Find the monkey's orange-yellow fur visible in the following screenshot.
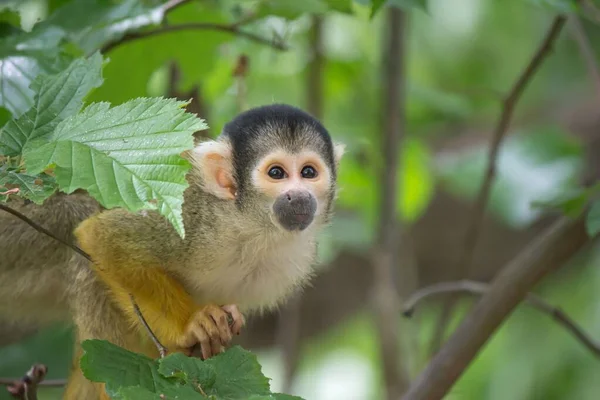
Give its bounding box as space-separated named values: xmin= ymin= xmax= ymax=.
xmin=76 ymin=221 xmax=197 ymax=347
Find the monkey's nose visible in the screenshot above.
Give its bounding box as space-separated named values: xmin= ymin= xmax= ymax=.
xmin=285 ymin=190 xmax=312 ymax=204
xmin=274 ymin=190 xmax=317 ymax=231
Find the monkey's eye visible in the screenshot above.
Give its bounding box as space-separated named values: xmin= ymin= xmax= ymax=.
xmin=301 ymin=166 xmax=318 ymax=179
xmin=268 ymin=166 xmax=286 ymax=180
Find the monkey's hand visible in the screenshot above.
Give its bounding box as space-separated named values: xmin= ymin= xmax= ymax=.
xmin=176 ymin=304 xmax=245 ymax=359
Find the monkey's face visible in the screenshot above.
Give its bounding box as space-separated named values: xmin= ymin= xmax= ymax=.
xmin=193 ymin=104 xmax=345 ymax=233
xmin=250 ymin=149 xmax=334 ymax=232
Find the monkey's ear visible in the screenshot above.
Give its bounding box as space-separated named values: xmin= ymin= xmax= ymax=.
xmin=192 ymin=140 xmax=236 ymax=200
xmin=333 ymin=142 xmax=346 ymax=169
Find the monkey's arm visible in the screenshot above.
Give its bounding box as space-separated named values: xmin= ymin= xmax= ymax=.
xmin=74 ymin=210 xmax=239 ymax=358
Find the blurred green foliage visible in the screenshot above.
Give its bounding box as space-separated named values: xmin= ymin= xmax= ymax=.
xmin=1 ymin=0 xmax=600 ymax=399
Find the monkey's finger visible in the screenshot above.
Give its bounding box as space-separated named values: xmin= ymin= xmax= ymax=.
xmin=182 ymin=319 xmax=212 ymax=359
xmin=222 ymin=304 xmax=245 ymax=335
xmin=210 ymin=309 xmax=233 ymax=346
xmin=193 ymin=328 xmax=212 ymax=360
xmin=177 ymin=328 xmax=198 ymax=349
xmin=200 ymin=317 xmax=223 ymax=356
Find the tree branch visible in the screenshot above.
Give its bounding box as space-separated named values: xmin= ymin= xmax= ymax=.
xmin=403 ymin=280 xmax=600 ymax=358
xmin=0 ymin=203 xmax=167 ymax=360
xmin=276 ymin=14 xmax=326 ymax=393
xmin=101 ymin=22 xmax=288 ymax=54
xmin=430 ymin=12 xmax=571 ymax=354
xmin=569 ymin=15 xmax=600 ymax=99
xmin=402 ymin=214 xmax=590 ymax=400
xmin=371 ymin=7 xmax=411 ymax=399
xmin=3 ymin=364 xmax=49 ymax=400
xmin=130 ymin=294 xmax=168 ymax=358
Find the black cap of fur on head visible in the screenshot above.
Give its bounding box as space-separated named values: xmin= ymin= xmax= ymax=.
xmin=220 ymin=104 xmax=337 ymax=201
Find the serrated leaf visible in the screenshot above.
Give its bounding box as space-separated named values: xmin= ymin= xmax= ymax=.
xmin=23 ymin=97 xmax=206 ymax=237
xmin=204 ymin=346 xmax=271 ymax=399
xmin=82 ymin=340 xmax=305 ymax=400
xmin=158 ymin=352 xmax=217 ymax=390
xmin=114 ymin=386 xmax=166 ymax=400
xmin=0 ymin=169 xmax=56 ymax=204
xmin=586 ymin=201 xmax=600 ymax=237
xmin=37 ymin=0 xmax=164 ymax=53
xmin=0 ymin=25 xmax=72 ymax=117
xmin=81 ymin=340 xmax=201 ymax=399
xmin=0 ymin=52 xmax=104 ymax=156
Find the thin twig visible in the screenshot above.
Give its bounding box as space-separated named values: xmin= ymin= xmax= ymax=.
xmin=430 ymin=12 xmax=571 ymax=354
xmin=4 ymin=364 xmax=48 ymax=400
xmin=371 ymin=7 xmax=411 ymax=399
xmin=582 ymin=0 xmax=600 ymax=23
xmin=101 ymin=22 xmax=288 ymax=54
xmin=403 ymin=280 xmax=600 ymax=358
xmin=276 ymin=16 xmax=326 ymax=393
xmin=402 ymin=214 xmax=590 ymax=400
xmin=129 ymin=294 xmax=168 ymax=358
xmin=0 ymin=203 xmax=167 ymax=360
xmin=232 ymin=54 xmax=249 ymax=113
xmin=0 ymin=379 xmax=65 ymax=387
xmin=569 ymin=15 xmax=600 ymax=99
xmin=0 ymin=203 xmax=92 ymax=261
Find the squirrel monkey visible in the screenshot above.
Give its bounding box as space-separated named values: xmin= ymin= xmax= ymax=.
xmin=0 ymin=104 xmax=344 ymax=399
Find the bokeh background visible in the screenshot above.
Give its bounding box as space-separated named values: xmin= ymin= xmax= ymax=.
xmin=2 ymin=0 xmax=600 ymax=399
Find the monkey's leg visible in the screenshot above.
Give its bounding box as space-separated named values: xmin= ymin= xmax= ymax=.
xmin=64 ymin=267 xmax=158 ymax=400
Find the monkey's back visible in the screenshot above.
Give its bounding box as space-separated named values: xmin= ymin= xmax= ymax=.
xmin=0 ymin=192 xmax=101 ymax=337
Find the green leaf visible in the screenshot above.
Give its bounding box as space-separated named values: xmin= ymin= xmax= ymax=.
xmin=0 ymin=53 xmax=104 ymax=156
xmin=0 ymin=169 xmax=57 ymax=204
xmin=37 ymin=0 xmax=164 ymax=54
xmin=81 ymin=340 xmax=202 ymax=399
xmin=586 ymin=200 xmax=600 ymax=237
xmin=23 ymin=97 xmax=206 ymax=237
xmin=114 ymin=387 xmax=166 ymax=400
xmin=0 ymin=8 xmax=21 ymax=31
xmin=158 ymin=352 xmax=217 ymax=390
xmin=531 ymin=188 xmax=591 ymax=217
xmin=0 ymin=25 xmax=72 ymax=117
xmin=80 ymin=340 xmax=159 ymax=391
xmin=323 ymin=0 xmax=354 ymax=14
xmin=0 ymin=107 xmax=11 ymax=127
xmin=82 ymin=341 xmax=304 ymax=399
xmin=370 ymin=0 xmax=386 ymax=17
xmin=203 ymin=346 xmax=271 ymax=399
xmin=397 ymin=138 xmax=434 ymax=222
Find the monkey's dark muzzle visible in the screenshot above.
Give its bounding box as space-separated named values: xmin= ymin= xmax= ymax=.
xmin=273 ymin=190 xmax=317 ymax=231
